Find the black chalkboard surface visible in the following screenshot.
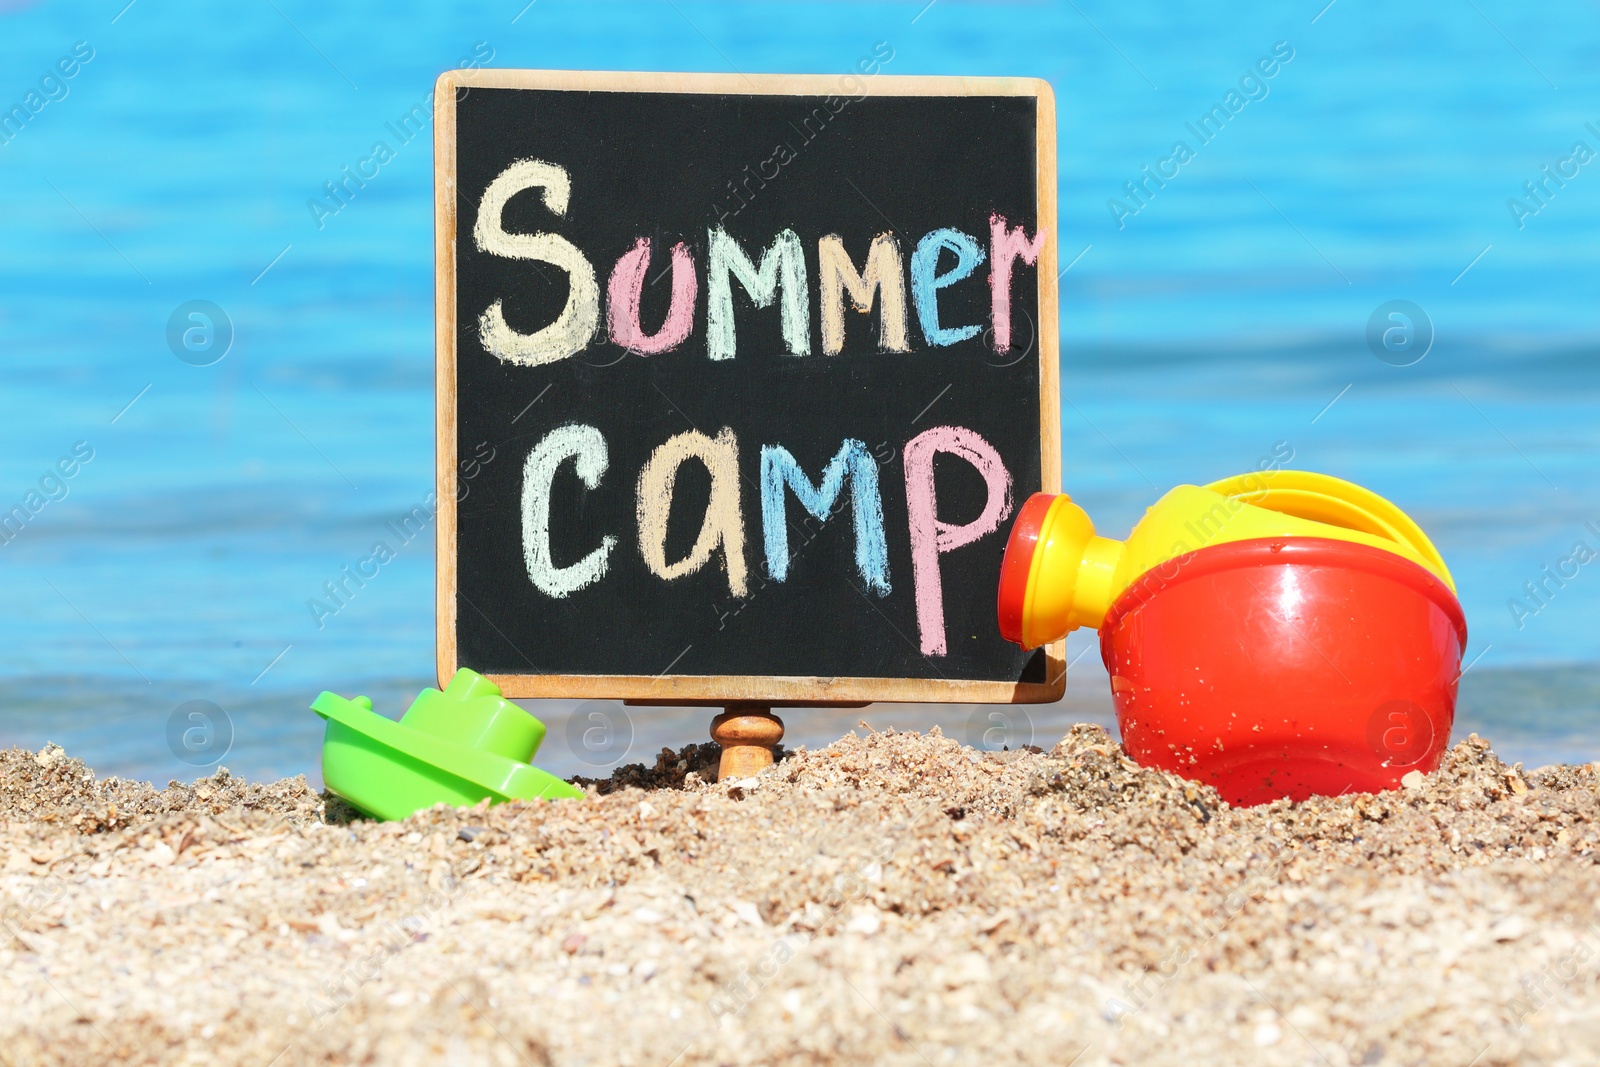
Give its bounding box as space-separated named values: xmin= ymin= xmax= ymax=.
xmin=435 ymin=70 xmax=1061 ymax=704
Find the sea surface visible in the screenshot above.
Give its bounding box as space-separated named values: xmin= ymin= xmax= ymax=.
xmin=0 ymin=0 xmax=1595 ymax=786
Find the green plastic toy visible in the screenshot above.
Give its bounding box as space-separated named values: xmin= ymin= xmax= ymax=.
xmin=312 ymin=668 xmax=583 ymax=820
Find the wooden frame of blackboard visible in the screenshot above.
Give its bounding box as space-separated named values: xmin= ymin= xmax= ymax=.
xmin=434 ymin=68 xmax=1063 ymax=705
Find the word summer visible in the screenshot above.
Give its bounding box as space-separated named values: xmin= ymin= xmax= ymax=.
xmin=521 ymin=423 xmax=1016 ymax=657
xmin=471 ymin=160 xmax=1048 ymax=367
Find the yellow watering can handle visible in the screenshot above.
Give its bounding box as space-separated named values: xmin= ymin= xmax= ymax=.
xmin=1204 ymin=470 xmax=1454 ymax=591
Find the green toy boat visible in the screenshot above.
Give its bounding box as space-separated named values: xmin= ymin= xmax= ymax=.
xmin=312 ymin=668 xmax=582 ymax=821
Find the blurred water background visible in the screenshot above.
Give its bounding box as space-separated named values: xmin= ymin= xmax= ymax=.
xmin=0 ymin=0 xmax=1595 ymax=786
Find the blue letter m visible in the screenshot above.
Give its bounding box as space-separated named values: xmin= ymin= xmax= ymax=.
xmin=760 ymin=440 xmax=890 ymax=595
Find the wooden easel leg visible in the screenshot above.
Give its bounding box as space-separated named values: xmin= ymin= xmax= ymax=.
xmin=710 ymin=703 xmax=784 ymax=782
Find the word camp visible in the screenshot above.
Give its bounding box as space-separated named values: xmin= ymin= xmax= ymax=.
xmin=476 ymin=159 xmax=1048 ymax=657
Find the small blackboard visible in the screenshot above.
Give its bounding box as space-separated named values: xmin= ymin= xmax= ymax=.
xmin=434 ymin=70 xmax=1061 ymax=704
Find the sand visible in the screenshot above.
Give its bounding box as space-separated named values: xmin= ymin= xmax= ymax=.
xmin=1 ymin=727 xmax=1597 ymax=1066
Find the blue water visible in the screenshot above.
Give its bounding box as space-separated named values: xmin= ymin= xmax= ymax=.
xmin=0 ymin=0 xmax=1595 ymax=786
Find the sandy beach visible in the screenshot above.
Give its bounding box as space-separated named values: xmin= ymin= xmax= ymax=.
xmin=2 ymin=725 xmax=1597 ymax=1066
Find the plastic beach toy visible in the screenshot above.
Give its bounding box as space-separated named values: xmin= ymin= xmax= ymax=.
xmin=312 ymin=668 xmax=582 ymax=820
xmin=997 ymin=470 xmax=1467 ymax=806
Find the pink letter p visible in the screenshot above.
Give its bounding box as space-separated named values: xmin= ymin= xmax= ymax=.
xmin=903 ymin=426 xmax=1013 ymax=656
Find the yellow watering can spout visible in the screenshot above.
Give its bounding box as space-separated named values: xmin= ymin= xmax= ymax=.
xmin=997 ymin=469 xmax=1454 ymax=650
xmin=997 ymin=493 xmax=1128 ymax=647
